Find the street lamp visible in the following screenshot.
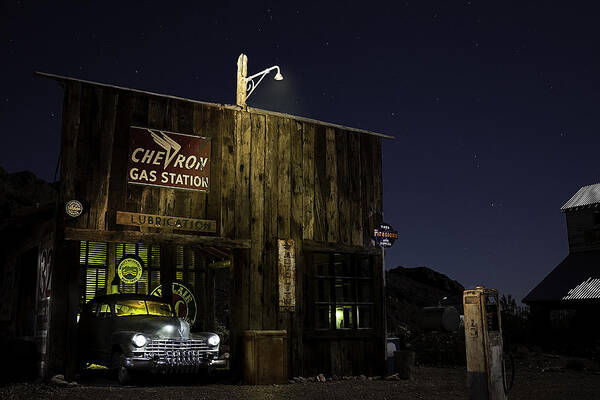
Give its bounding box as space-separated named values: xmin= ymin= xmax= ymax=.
xmin=236 ymin=53 xmax=284 ymax=108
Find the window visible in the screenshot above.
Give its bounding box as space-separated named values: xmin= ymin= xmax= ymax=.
xmin=115 ymin=299 xmax=148 ymax=316
xmin=313 ymin=253 xmax=374 ymax=330
xmin=80 ymin=241 xmax=108 ymax=303
xmin=584 ymin=229 xmax=600 ymax=245
xmin=176 ymin=245 xmax=196 ymax=290
xmin=116 ymin=243 xmax=161 ymax=294
xmin=98 ymin=303 xmax=112 ymax=318
xmin=114 ymin=299 xmax=173 ymax=317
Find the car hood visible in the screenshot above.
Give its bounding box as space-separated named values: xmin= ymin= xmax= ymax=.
xmin=119 ymin=315 xmax=191 ymax=339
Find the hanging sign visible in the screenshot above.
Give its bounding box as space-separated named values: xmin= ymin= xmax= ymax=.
xmin=151 ymin=282 xmax=198 ymax=326
xmin=374 ymin=222 xmax=398 ymax=248
xmin=116 ymin=211 xmax=216 ymax=233
xmin=127 ymin=126 xmax=211 ymax=192
xmin=117 ymin=255 xmax=144 ymax=284
xmin=278 ymin=239 xmax=296 ymax=312
xmin=65 ymin=200 xmax=83 ymax=217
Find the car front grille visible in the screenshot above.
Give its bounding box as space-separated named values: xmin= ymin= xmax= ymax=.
xmin=144 ymin=338 xmax=211 ymax=355
xmin=140 ymin=338 xmax=217 ymax=370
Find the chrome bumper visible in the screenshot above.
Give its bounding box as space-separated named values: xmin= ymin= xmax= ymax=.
xmin=125 ymin=352 xmax=223 ymax=373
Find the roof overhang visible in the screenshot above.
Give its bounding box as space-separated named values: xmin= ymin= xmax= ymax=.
xmin=35 ymin=71 xmax=395 ymax=140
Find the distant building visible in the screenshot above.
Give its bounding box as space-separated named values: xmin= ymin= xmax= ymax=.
xmin=523 ymin=183 xmax=600 ymax=352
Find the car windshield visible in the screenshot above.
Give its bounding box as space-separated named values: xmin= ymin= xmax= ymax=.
xmin=114 ymin=299 xmax=173 ymax=317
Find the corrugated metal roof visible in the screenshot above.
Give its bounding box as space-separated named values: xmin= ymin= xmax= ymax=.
xmin=561 ymin=183 xmax=600 ymax=211
xmin=562 ymin=278 xmax=600 ymax=300
xmin=523 ymin=250 xmax=600 ymax=303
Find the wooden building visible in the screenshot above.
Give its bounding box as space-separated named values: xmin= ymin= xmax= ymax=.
xmin=1 ymin=72 xmax=393 ymax=381
xmin=523 ymin=183 xmax=600 ymax=352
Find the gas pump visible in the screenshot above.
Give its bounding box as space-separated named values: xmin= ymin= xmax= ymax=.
xmin=463 ymin=287 xmax=508 ymax=400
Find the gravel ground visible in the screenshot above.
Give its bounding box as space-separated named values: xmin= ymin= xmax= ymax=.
xmin=1 ymin=367 xmax=599 ymax=400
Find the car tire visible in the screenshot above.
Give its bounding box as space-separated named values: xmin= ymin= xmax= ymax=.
xmin=111 ymin=351 xmax=132 ymax=385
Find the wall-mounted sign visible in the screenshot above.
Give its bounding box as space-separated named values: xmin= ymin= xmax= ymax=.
xmin=374 ymin=222 xmax=398 ymax=248
xmin=117 ymin=255 xmax=144 ymax=284
xmin=151 ymin=282 xmax=198 ymax=326
xmin=128 ymin=126 xmax=211 ymax=192
xmin=38 ymin=241 xmax=53 ymax=299
xmin=65 ymin=200 xmax=83 ymax=217
xmin=278 ymin=239 xmax=296 ymax=312
xmin=116 ymin=211 xmax=216 ymax=233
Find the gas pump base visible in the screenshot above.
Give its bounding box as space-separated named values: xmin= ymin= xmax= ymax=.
xmin=463 ymin=287 xmax=507 ymax=400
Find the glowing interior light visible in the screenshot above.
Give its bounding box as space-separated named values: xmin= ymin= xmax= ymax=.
xmin=336 ymin=308 xmax=344 ymax=328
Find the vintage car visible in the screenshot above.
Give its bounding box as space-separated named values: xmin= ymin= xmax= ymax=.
xmin=77 ymin=293 xmax=224 ymax=384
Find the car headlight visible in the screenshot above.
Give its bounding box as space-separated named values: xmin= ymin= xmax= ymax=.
xmin=207 ymin=335 xmax=220 ymax=346
xmin=132 ymin=333 xmax=147 ymax=347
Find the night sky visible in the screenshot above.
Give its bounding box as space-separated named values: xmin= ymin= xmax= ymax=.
xmin=2 ymin=1 xmax=600 ymax=303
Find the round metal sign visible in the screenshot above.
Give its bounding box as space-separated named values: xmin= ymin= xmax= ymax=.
xmin=117 ymin=255 xmax=144 ymax=284
xmin=150 ymin=281 xmax=198 ymax=326
xmin=374 ymin=222 xmax=399 ymax=248
xmin=65 ymin=200 xmax=83 ymax=217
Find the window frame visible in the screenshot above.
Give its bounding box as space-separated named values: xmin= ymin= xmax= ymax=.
xmin=80 ymin=241 xmax=109 ymax=304
xmin=311 ymin=252 xmax=375 ymax=332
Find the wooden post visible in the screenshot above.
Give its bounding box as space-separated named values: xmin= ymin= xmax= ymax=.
xmin=206 ymin=267 xmax=216 ymax=332
xmin=394 ymin=350 xmax=415 ymax=380
xmin=160 ymin=244 xmax=176 ymax=305
xmin=236 ymin=54 xmax=248 ymax=108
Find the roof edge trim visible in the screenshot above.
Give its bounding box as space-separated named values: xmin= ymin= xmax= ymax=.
xmin=35 ymin=71 xmax=395 ymax=140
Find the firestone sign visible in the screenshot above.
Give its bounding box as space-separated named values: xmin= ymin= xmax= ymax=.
xmin=128 ymin=127 xmax=211 ymax=192
xmin=374 ymin=222 xmax=398 ymax=248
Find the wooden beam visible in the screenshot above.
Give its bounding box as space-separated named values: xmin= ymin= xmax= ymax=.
xmin=64 ymin=228 xmax=251 ymax=248
xmin=302 ymin=240 xmax=382 ymax=255
xmin=208 ymin=260 xmax=231 ymax=269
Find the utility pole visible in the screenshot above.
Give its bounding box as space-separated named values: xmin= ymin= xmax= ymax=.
xmin=236 ymin=53 xmax=248 ymax=108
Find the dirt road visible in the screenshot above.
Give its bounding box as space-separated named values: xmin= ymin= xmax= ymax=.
xmin=1 ymin=367 xmax=598 ymax=400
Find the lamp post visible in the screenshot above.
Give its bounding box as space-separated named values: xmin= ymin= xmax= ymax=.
xmin=236 ymin=53 xmax=283 ymax=108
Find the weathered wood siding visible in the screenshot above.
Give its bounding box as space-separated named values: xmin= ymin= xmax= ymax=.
xmin=56 ymin=80 xmax=385 ymax=378
xmin=565 ymin=209 xmax=600 ymax=252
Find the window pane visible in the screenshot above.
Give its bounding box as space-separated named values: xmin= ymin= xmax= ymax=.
xmin=150 ymin=270 xmax=161 ymax=292
xmin=186 ymin=271 xmax=195 ymax=290
xmin=315 ymin=253 xmax=330 ymax=276
xmin=357 ymin=256 xmax=372 ymax=277
xmin=146 ymin=300 xmax=173 ymax=317
xmin=357 ymin=305 xmax=372 ymax=328
xmin=315 ymin=305 xmax=331 ymax=330
xmin=176 ymin=245 xmax=184 ymax=268
xmin=138 ymin=244 xmax=149 ymax=265
xmin=335 ymin=278 xmax=355 ymax=302
xmin=124 ymin=243 xmax=136 ymax=255
xmin=151 ymin=246 xmax=161 ymax=267
xmin=335 ymin=305 xmax=353 ymax=329
xmin=315 ymin=278 xmax=331 ymax=302
xmin=80 ymin=241 xmax=88 ymax=264
xmin=115 ymin=300 xmax=147 ymax=316
xmin=137 ymin=270 xmax=148 ymax=295
xmin=98 ymin=303 xmax=111 ymax=317
xmin=121 ymin=281 xmax=135 ymax=294
xmin=357 ymin=281 xmax=373 ymax=302
xmin=334 ymin=254 xmax=353 ymax=277
xmin=88 ymin=242 xmax=108 ymax=265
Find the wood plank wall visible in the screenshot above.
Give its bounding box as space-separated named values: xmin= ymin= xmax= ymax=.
xmin=56 ymin=81 xmax=385 ymax=378
xmin=565 ymin=209 xmax=600 ymax=252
